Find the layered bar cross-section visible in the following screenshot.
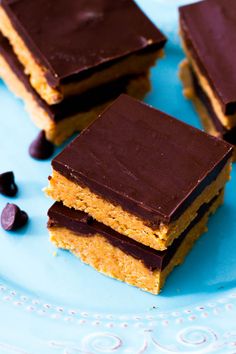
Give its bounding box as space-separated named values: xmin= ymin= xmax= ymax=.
xmin=179 ymin=0 xmax=236 ymax=159
xmin=0 ymin=0 xmax=166 ymax=105
xmin=0 ymin=34 xmax=150 ymax=144
xmin=46 ymin=94 xmax=233 ymax=251
xmin=47 ymin=191 xmax=224 ymax=294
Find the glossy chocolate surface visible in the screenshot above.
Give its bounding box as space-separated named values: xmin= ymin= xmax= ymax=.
xmin=52 ymin=95 xmax=232 ymax=226
xmin=180 ymin=0 xmax=236 ymax=115
xmin=0 ymin=34 xmax=138 ymax=122
xmin=2 ymin=0 xmax=166 ymax=87
xmin=48 ymin=195 xmax=218 ymax=271
xmin=191 ymin=68 xmax=236 ymax=145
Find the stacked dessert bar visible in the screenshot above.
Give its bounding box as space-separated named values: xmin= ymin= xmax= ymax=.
xmin=45 ymin=95 xmax=233 ymax=294
xmin=0 ymin=0 xmax=166 ymax=144
xmin=179 ymin=0 xmax=236 ymax=160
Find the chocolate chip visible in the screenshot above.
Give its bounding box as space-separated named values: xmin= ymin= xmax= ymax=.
xmin=29 ymin=130 xmax=54 ymax=160
xmin=0 ymin=171 xmax=18 ymax=197
xmin=1 ymin=203 xmax=28 ymax=231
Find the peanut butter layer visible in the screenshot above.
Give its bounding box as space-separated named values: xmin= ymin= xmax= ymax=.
xmin=180 ymin=35 xmax=236 ymax=130
xmin=0 ymin=33 xmax=150 ymax=144
xmin=180 ymin=60 xmax=236 ymax=161
xmin=48 ymin=76 xmax=150 ymax=145
xmin=45 ymin=162 xmax=230 ymax=251
xmin=0 ymin=0 xmax=166 ymax=104
xmin=48 ymin=191 xmax=223 ymax=294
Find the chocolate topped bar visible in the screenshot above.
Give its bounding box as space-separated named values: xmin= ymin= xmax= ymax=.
xmin=0 ymin=33 xmax=138 ymax=123
xmin=179 ymin=0 xmax=236 ymax=115
xmin=191 ymin=67 xmax=236 ymax=145
xmin=52 ymin=94 xmax=233 ymax=225
xmin=2 ymin=0 xmax=166 ymax=87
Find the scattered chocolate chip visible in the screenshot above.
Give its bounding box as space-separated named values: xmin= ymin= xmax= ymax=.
xmin=1 ymin=203 xmax=28 ymax=231
xmin=0 ymin=171 xmax=18 ymax=197
xmin=29 ymin=130 xmax=54 ymax=160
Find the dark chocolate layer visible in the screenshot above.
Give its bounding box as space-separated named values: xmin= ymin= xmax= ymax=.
xmin=0 ymin=33 xmax=141 ymax=123
xmin=191 ymin=68 xmax=236 ymax=146
xmin=48 ymin=194 xmax=218 ymax=271
xmin=179 ymin=0 xmax=236 ymax=115
xmin=52 ymin=94 xmax=232 ymax=226
xmin=2 ymin=0 xmax=166 ymax=87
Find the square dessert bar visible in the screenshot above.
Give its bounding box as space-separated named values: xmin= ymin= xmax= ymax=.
xmin=47 ymin=191 xmax=223 ymax=294
xmin=46 ymin=94 xmax=233 ymax=252
xmin=0 ymin=34 xmax=149 ymax=145
xmin=179 ymin=0 xmax=236 ymax=160
xmin=0 ymin=0 xmax=166 ymax=105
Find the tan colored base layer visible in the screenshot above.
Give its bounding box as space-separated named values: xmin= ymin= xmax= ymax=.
xmin=0 ymin=5 xmax=163 ymax=104
xmin=0 ymin=53 xmax=54 ymax=134
xmin=180 ymin=59 xmax=236 ymax=162
xmin=0 ymin=50 xmax=150 ymax=145
xmin=45 ymin=161 xmax=230 ymax=251
xmin=0 ymin=6 xmax=60 ymax=104
xmin=49 ymin=191 xmax=223 ymax=294
xmin=60 ymin=50 xmax=162 ymax=102
xmin=48 ymin=74 xmax=151 ymax=145
xmin=180 ymin=33 xmax=236 ymax=130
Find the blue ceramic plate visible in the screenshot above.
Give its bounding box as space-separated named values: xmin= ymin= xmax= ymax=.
xmin=0 ymin=1 xmax=235 ymax=353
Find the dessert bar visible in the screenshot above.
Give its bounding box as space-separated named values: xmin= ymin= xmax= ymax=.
xmin=0 ymin=34 xmax=149 ymax=144
xmin=179 ymin=0 xmax=236 ymax=159
xmin=0 ymin=0 xmax=166 ymax=104
xmin=180 ymin=61 xmax=236 ymax=160
xmin=46 ymin=95 xmax=233 ymax=251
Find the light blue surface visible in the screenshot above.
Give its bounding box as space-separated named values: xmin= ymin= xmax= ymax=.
xmin=0 ymin=1 xmax=235 ymax=353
